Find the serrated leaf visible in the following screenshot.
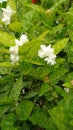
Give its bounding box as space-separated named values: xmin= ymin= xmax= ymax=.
xmin=16 ymin=100 xmax=34 ymax=121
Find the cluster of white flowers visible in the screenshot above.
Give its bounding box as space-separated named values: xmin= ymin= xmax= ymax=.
xmin=0 ymin=0 xmax=7 ymax=3
xmin=9 ymin=34 xmax=29 ymax=64
xmin=1 ymin=6 xmax=15 ymax=25
xmin=38 ymin=44 xmax=56 ymax=65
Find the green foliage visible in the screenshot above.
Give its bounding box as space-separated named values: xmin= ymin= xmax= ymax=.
xmin=0 ymin=0 xmax=73 ymax=130
xmin=0 ymin=31 xmax=15 ymax=47
xmin=16 ymin=100 xmax=34 ymax=121
xmin=1 ymin=113 xmax=17 ymax=130
xmin=39 ymin=82 xmax=52 ymax=96
xmin=49 ymin=93 xmax=73 ymax=130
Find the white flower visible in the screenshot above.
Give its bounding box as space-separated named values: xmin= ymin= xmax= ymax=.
xmin=9 ymin=34 xmax=29 ymax=63
xmin=44 ymin=53 xmax=56 ymax=65
xmin=10 ymin=54 xmax=19 ymax=63
xmin=1 ymin=6 xmax=15 ymax=25
xmin=20 ymin=34 xmax=28 ymax=43
xmin=38 ymin=44 xmax=54 ymax=58
xmin=38 ymin=44 xmax=56 ymax=65
xmin=9 ymin=45 xmax=19 ymax=63
xmin=0 ymin=0 xmax=7 ymax=3
xmin=64 ymin=88 xmax=70 ymax=93
xmin=15 ymin=34 xmax=29 ymax=46
xmin=9 ymin=45 xmax=18 ymax=55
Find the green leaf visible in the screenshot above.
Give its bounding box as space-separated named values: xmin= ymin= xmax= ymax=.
xmin=19 ymin=39 xmax=44 ymax=65
xmin=0 ymin=66 xmax=11 ymax=74
xmin=49 ymin=63 xmax=68 ymax=85
xmin=62 ymin=82 xmax=73 ymax=88
xmin=19 ymin=30 xmax=50 ymax=65
xmin=0 ymin=31 xmax=15 ymax=47
xmin=20 ymin=2 xmax=45 ymax=14
xmin=9 ymin=22 xmax=21 ymax=32
xmin=50 ymin=0 xmax=69 ymax=13
xmin=48 ymin=93 xmax=73 ymax=130
xmin=38 ymin=30 xmax=49 ymax=40
xmin=29 ymin=65 xmax=51 ymax=79
xmin=0 ymin=62 xmax=12 ymax=67
xmin=64 ymin=72 xmax=73 ymax=82
xmin=46 ymin=118 xmax=58 ymax=130
xmin=53 ymin=38 xmax=69 ymax=54
xmin=16 ymin=100 xmax=34 ymax=121
xmin=39 ymin=82 xmax=52 ymax=96
xmin=24 ymin=90 xmax=39 ymax=99
xmin=9 ymin=77 xmax=22 ymax=101
xmin=7 ymin=0 xmax=16 ymax=10
xmin=0 ymin=105 xmax=11 ymax=118
xmin=0 ymin=96 xmax=11 ymax=105
xmin=69 ymin=120 xmax=73 ymax=126
xmin=1 ymin=113 xmax=17 ymax=130
xmin=29 ymin=106 xmax=48 ymax=128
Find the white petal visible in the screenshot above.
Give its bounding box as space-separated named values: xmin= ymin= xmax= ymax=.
xmin=38 ymin=44 xmax=56 ymax=65
xmin=20 ymin=34 xmax=28 ymax=44
xmin=9 ymin=46 xmax=18 ymax=54
xmin=15 ymin=39 xmax=22 ymax=46
xmin=0 ymin=0 xmax=7 ymax=3
xmin=64 ymin=88 xmax=70 ymax=93
xmin=10 ymin=54 xmax=19 ymax=63
xmin=40 ymin=44 xmax=47 ymax=51
xmin=1 ymin=6 xmax=15 ymax=25
xmin=38 ymin=50 xmax=46 ymax=58
xmin=2 ymin=16 xmax=10 ymax=25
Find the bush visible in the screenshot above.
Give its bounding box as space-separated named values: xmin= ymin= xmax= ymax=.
xmin=0 ymin=0 xmax=73 ymax=130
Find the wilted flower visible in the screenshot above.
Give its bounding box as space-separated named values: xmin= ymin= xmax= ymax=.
xmin=15 ymin=34 xmax=29 ymax=46
xmin=1 ymin=6 xmax=15 ymax=25
xmin=38 ymin=44 xmax=56 ymax=65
